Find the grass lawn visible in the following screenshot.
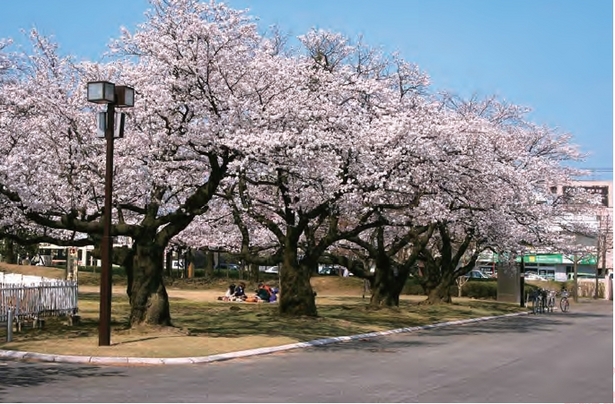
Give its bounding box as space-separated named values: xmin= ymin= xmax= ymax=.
xmin=0 ymin=263 xmax=527 ymax=358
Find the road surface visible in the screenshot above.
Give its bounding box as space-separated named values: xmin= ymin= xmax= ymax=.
xmin=0 ymin=300 xmax=611 ymax=402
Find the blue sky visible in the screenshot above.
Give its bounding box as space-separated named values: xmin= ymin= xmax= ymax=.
xmin=0 ymin=0 xmax=612 ymax=179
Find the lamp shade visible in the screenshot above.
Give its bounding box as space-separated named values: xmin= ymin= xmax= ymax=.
xmin=114 ymin=86 xmax=135 ymax=108
xmin=87 ymin=81 xmax=115 ymax=104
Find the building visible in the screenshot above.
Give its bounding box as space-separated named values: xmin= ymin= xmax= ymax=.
xmin=37 ymin=236 xmax=133 ymax=267
xmin=477 ymin=180 xmax=613 ymax=281
xmin=551 ymin=179 xmax=613 ymax=275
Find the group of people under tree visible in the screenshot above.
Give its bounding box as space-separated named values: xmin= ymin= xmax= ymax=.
xmin=218 ymin=282 xmax=278 ymax=303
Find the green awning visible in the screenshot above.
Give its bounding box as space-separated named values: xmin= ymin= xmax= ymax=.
xmin=518 ymin=254 xmax=564 ymax=264
xmin=515 ymin=253 xmax=597 ymax=265
xmin=479 ymin=252 xmax=597 ymax=265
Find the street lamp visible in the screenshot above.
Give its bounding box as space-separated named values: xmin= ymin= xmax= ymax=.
xmin=87 ymin=80 xmax=134 ymax=346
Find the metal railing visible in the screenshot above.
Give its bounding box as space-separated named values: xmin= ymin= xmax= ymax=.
xmin=0 ymin=274 xmax=78 ymax=341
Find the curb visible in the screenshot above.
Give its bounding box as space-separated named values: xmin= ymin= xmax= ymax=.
xmin=0 ymin=311 xmax=530 ymax=366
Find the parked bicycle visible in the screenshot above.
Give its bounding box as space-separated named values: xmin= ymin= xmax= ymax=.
xmin=545 ymin=290 xmax=556 ymax=313
xmin=530 ymin=288 xmax=546 ymax=314
xmin=529 ymin=288 xmax=556 ymax=314
xmin=559 ymin=288 xmax=570 ymax=312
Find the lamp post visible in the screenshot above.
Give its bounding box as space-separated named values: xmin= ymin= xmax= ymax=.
xmin=87 ymin=81 xmax=134 ymax=346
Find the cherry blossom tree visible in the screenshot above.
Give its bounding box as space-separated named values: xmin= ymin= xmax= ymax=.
xmin=179 ymin=30 xmax=436 ymax=316
xmin=411 ymin=94 xmax=590 ymax=304
xmin=0 ymin=0 xmax=593 ymax=325
xmin=0 ymin=0 xmax=308 ymax=325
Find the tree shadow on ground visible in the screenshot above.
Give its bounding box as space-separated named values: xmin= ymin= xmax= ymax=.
xmin=172 ymin=297 xmax=528 ymax=342
xmin=0 ymin=360 xmax=125 ymax=400
xmin=307 ymin=337 xmax=441 ymax=353
xmin=306 ymin=309 xmax=613 ymax=353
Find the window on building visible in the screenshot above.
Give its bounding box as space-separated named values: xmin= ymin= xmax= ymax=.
xmin=562 ymin=185 xmax=609 ymax=207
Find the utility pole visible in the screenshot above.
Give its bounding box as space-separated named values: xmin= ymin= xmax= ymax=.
xmin=573 ymin=254 xmax=579 ymax=303
xmin=594 ymin=215 xmax=602 ymax=299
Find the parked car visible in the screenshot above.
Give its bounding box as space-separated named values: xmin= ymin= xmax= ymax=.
xmin=318 ymin=266 xmax=339 ymax=276
xmin=466 ymin=269 xmax=490 ymax=279
xmin=264 ymin=266 xmax=279 ymax=274
xmin=215 ymin=263 xmax=240 ymax=271
xmin=567 ymin=272 xmax=596 ymax=280
xmin=525 ymin=272 xmax=547 ymax=281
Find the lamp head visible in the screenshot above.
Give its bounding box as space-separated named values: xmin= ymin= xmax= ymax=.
xmin=114 ymin=86 xmax=135 ymax=108
xmin=87 ymin=81 xmax=115 ymax=104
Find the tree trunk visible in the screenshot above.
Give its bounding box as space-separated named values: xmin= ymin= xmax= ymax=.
xmin=594 ymin=233 xmax=605 ymax=299
xmin=204 ymin=250 xmax=215 ymax=278
xmin=112 ymin=245 xmax=135 ymax=301
xmin=4 ymin=239 xmax=16 ymax=264
xmin=279 ymin=263 xmax=317 ymax=317
xmin=278 ymin=239 xmax=317 ymax=317
xmin=129 ymin=241 xmax=171 ymax=326
xmin=249 ymin=262 xmax=260 ymax=283
xmin=423 ymin=279 xmax=453 ymax=304
xmin=369 ymin=266 xmax=405 ymax=307
xmin=165 ymin=249 xmax=173 ymax=277
xmin=594 ymin=268 xmax=600 ymax=299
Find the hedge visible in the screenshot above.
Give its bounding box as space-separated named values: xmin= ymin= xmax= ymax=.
xmin=402 ymin=277 xmax=578 ymax=301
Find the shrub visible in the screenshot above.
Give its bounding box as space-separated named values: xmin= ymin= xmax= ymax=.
xmin=402 ymin=277 xmax=425 ymax=295
xmin=462 ymin=280 xmax=498 ymax=300
xmin=403 ymin=277 xmax=499 ymax=299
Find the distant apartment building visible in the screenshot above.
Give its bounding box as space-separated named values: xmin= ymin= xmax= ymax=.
xmin=477 ymin=180 xmax=613 ymax=281
xmin=551 ymin=179 xmax=613 ymax=273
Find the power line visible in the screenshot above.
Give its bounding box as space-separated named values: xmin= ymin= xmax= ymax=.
xmin=579 ymin=168 xmax=613 ymax=172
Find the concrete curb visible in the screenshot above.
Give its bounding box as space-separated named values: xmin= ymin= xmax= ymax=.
xmin=0 ymin=311 xmax=530 ymax=366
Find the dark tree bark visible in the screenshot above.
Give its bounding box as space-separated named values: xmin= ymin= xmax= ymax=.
xmin=112 ymin=245 xmax=136 ymax=301
xmin=129 ymin=240 xmax=171 ymax=326
xmin=227 ymin=166 xmax=383 ymax=318
xmin=337 ymin=225 xmax=434 ymax=307
xmin=165 ymin=249 xmax=173 ymax=277
xmin=369 ymin=264 xmax=406 ymax=307
xmin=278 ymin=235 xmax=317 ymax=317
xmin=417 ymin=222 xmax=480 ymax=305
xmin=3 ymin=238 xmax=16 ymax=264
xmin=0 ymin=151 xmax=229 ymax=328
xmin=420 ymin=267 xmax=454 ymax=304
xmin=248 ymin=262 xmax=260 ymax=283
xmin=204 ymin=250 xmax=215 ymax=278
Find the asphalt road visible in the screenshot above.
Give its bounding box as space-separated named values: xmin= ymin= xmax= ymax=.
xmin=0 ymin=300 xmax=612 ymax=403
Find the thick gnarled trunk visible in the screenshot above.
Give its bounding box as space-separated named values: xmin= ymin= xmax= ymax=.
xmin=278 ymin=239 xmax=317 ymax=317
xmin=129 ymin=241 xmax=171 ymax=326
xmin=369 ymin=264 xmax=407 ymax=307
xmin=418 ymin=223 xmax=479 ymax=305
xmin=419 ymin=265 xmax=455 ymax=305
xmin=423 ymin=281 xmax=453 ymax=304
xmin=279 ymin=264 xmax=316 ymax=317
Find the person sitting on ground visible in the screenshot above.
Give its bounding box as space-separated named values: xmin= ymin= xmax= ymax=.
xmin=260 ymin=283 xmax=278 ymax=302
xmin=217 ymin=283 xmax=236 ymax=301
xmin=233 ymin=282 xmax=247 ymax=300
xmin=255 ymin=282 xmax=271 ymax=302
xmin=267 ymin=286 xmax=278 ymax=303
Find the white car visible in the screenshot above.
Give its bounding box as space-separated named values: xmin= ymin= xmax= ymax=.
xmin=525 ymin=273 xmax=548 ymax=281
xmin=264 ymin=266 xmax=279 ymax=274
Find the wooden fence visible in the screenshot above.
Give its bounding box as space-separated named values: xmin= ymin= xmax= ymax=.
xmin=0 ymin=275 xmax=78 ymax=324
xmin=576 ymin=278 xmax=606 ymax=298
